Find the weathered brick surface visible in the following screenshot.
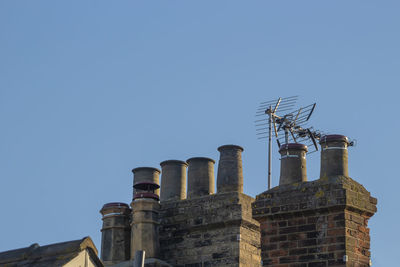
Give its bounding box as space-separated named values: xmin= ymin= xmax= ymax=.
xmin=252 ymin=176 xmax=377 ymax=267
xmin=159 ymin=192 xmax=261 ymax=267
xmin=344 ymin=210 xmax=372 ymax=266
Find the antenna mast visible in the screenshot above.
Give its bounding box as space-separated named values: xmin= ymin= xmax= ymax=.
xmin=256 ymin=96 xmax=298 ymax=189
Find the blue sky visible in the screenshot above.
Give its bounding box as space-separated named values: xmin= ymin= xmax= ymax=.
xmin=0 ymin=1 xmax=399 ymax=265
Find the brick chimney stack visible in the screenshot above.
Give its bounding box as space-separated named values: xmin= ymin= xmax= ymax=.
xmin=252 ymin=135 xmax=377 ymax=266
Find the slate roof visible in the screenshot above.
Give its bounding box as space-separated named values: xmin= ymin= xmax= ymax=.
xmin=0 ymin=236 xmax=103 ymax=267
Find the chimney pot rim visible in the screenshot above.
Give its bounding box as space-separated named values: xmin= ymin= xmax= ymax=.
xmin=132 ymin=166 xmax=161 ymax=174
xmin=100 ymin=202 xmax=131 ymax=214
xmin=217 ymin=144 xmax=244 ymax=152
xmin=160 ymin=159 xmax=188 ymax=167
xmin=279 ymin=143 xmax=308 ymax=152
xmin=319 ymin=134 xmax=349 ymax=144
xmin=101 ymin=202 xmax=130 ymax=209
xmin=186 ymin=157 xmax=216 ymax=164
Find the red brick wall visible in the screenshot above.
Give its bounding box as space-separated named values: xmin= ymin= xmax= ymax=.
xmin=345 ymin=210 xmax=373 ymax=266
xmin=252 ymin=176 xmax=377 ymax=267
xmin=259 ymin=211 xmax=348 ymax=266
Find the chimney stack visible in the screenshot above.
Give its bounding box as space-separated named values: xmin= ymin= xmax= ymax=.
xmin=217 ymin=145 xmax=244 ymax=193
xmin=160 ymin=160 xmax=187 ymax=202
xmin=279 ymin=143 xmax=308 ymax=185
xmin=130 ymin=181 xmax=160 ymax=260
xmin=100 ymin=202 xmax=131 ymax=265
xmin=319 ymin=134 xmax=349 ymax=178
xmin=187 ymin=157 xmax=215 ymax=198
xmin=132 ymin=167 xmax=160 ymax=196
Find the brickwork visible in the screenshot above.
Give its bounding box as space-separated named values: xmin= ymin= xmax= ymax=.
xmin=159 ymin=192 xmax=261 ymax=267
xmin=344 ymin=210 xmax=374 ymax=266
xmin=252 ymin=176 xmax=377 ymax=267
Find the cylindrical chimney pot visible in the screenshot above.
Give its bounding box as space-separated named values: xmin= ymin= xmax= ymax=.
xmin=187 ymin=157 xmax=215 ymax=198
xmin=132 ymin=167 xmax=160 ymax=197
xmin=160 ymin=160 xmax=187 ymax=202
xmin=217 ymin=145 xmax=244 ymax=193
xmin=279 ymin=143 xmax=308 ymax=185
xmin=100 ymin=202 xmax=131 ymax=265
xmin=319 ymin=134 xmax=349 ymax=178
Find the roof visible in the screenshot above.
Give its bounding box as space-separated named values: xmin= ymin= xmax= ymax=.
xmin=0 ymin=236 xmax=103 ymax=267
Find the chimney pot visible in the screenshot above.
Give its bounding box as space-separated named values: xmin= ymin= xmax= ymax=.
xmin=319 ymin=134 xmax=349 ymax=178
xmin=217 ymin=144 xmax=244 ymax=193
xmin=160 ymin=160 xmax=187 ymax=202
xmin=132 ymin=167 xmax=160 ymax=197
xmin=186 ymin=157 xmax=215 ymax=198
xmin=279 ymin=143 xmax=308 ymax=185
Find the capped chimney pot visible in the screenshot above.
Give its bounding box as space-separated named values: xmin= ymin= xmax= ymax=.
xmin=132 ymin=167 xmax=160 ymax=197
xmin=100 ymin=202 xmax=131 ymax=265
xmin=217 ymin=144 xmax=244 ymax=193
xmin=186 ymin=157 xmax=215 ymax=198
xmin=319 ymin=134 xmax=349 ymax=178
xmin=279 ymin=143 xmax=308 ymax=185
xmin=160 ymin=160 xmax=187 ymax=202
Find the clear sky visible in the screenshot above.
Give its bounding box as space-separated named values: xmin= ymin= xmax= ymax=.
xmin=0 ymin=1 xmax=399 ymax=265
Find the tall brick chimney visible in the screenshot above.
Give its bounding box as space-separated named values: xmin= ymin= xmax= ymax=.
xmin=160 ymin=160 xmax=187 ymax=202
xmin=186 ymin=157 xmax=215 ymax=198
xmin=217 ymin=144 xmax=244 ymax=193
xmin=100 ymin=202 xmax=131 ymax=265
xmin=252 ymin=135 xmax=377 ymax=266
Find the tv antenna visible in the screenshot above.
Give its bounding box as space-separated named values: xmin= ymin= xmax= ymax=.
xmin=273 ymin=103 xmax=320 ymax=149
xmin=255 ymin=96 xmax=298 ymax=189
xmin=255 ymin=97 xmax=321 ymax=189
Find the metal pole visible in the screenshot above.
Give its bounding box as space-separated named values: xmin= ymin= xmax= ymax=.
xmin=268 ymin=105 xmax=272 ymax=190
xmin=284 ymin=128 xmax=290 ymax=158
xmin=133 ymin=250 xmax=145 ymax=267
